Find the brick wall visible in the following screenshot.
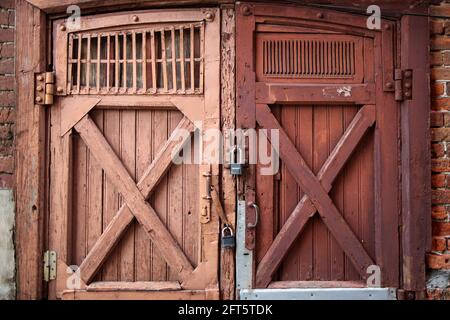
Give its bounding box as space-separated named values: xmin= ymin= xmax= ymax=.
xmin=429 ymin=0 xmax=450 ymax=300
xmin=0 ymin=0 xmax=14 ymax=189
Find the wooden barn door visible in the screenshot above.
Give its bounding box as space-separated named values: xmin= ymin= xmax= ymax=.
xmin=236 ymin=3 xmax=400 ymax=299
xmin=47 ymin=8 xmax=220 ymax=300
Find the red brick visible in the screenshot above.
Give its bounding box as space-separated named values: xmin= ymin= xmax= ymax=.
xmin=432 ymin=82 xmax=445 ymax=97
xmin=431 ymin=52 xmax=443 ymax=66
xmin=431 ymin=36 xmax=450 ymax=50
xmin=431 ymin=111 xmax=444 ymax=127
xmin=432 ymin=97 xmax=450 ymax=111
xmin=432 ymin=158 xmax=450 ymax=172
xmin=431 ymin=4 xmax=450 ymax=17
xmin=432 ymin=205 xmax=449 ymax=220
xmin=426 ymin=253 xmax=450 ymax=269
xmin=431 ymin=20 xmax=445 ymax=35
xmin=427 ymin=288 xmax=450 ymax=300
xmin=0 ymin=156 xmax=13 ymax=174
xmin=0 ymin=43 xmax=14 ymax=58
xmin=0 ymin=107 xmax=14 ymax=123
xmin=432 ymin=174 xmax=446 ymax=187
xmin=0 ymin=91 xmax=14 ymax=106
xmin=0 ymin=75 xmax=13 ymax=90
xmin=0 ymin=59 xmax=13 ymax=74
xmin=431 ymin=127 xmax=450 ymax=141
xmin=444 ymin=112 xmax=450 ymax=127
xmin=432 ymin=189 xmax=450 ymax=203
xmin=432 ymin=236 xmax=449 ymax=251
xmin=432 ymin=68 xmax=450 ymax=82
xmin=0 ymin=28 xmax=13 ymax=42
xmin=433 ymin=220 xmax=450 ymax=236
xmin=432 ymin=143 xmax=445 ymax=158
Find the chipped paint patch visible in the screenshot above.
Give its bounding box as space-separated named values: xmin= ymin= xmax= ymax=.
xmin=337 ymin=86 xmax=352 ymax=97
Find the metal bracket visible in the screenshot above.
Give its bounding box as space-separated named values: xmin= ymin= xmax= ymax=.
xmin=200 ymin=170 xmax=212 ymax=224
xmin=35 ymin=72 xmax=56 ymax=105
xmin=394 ymin=69 xmax=413 ymax=101
xmin=236 ymin=200 xmax=253 ymax=294
xmin=43 ymin=250 xmax=57 ymax=282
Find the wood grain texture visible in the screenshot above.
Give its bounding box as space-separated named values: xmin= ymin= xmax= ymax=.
xmin=15 ymin=0 xmax=47 ymax=300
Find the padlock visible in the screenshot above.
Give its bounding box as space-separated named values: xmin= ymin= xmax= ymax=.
xmin=221 ymin=226 xmax=235 ymax=249
xmin=230 ymin=145 xmax=245 ymax=176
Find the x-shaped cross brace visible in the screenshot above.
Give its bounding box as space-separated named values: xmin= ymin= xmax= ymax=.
xmin=255 ymin=104 xmax=376 ymax=288
xmin=74 ymin=115 xmax=195 ymax=284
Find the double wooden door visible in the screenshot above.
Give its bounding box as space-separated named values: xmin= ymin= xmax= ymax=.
xmin=236 ymin=3 xmax=400 ymax=299
xmin=47 ymin=8 xmax=221 ymax=300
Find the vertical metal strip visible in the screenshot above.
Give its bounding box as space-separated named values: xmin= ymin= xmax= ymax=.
xmin=236 ymin=200 xmax=253 ymax=295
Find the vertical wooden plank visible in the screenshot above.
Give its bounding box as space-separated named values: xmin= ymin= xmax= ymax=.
xmin=142 ymin=31 xmax=147 ymax=92
xmin=119 ymin=110 xmax=136 ymax=282
xmin=151 ymin=111 xmax=168 ymax=281
xmin=400 ymin=15 xmax=430 ymax=292
xmin=15 ymin=0 xmax=47 ymax=299
xmin=135 ymin=110 xmax=152 ymax=281
xmin=292 ymin=105 xmax=314 ymax=281
xmin=132 ymin=31 xmax=137 ymax=93
xmin=115 ymin=34 xmax=119 ymax=93
xmin=102 ymin=110 xmax=120 ymax=281
xmin=68 ymin=34 xmax=74 ymax=92
xmin=312 ymin=106 xmax=331 ymax=280
xmin=328 ymin=106 xmax=345 ymax=280
xmin=96 ymin=35 xmax=101 ymax=93
xmin=106 ymin=35 xmax=110 ymax=92
xmin=87 ymin=111 xmax=104 ymax=282
xmin=86 ymin=34 xmax=91 ymax=92
xmin=77 ymin=34 xmax=82 ymax=93
xmin=171 ymin=27 xmax=177 ymax=92
xmin=220 ymin=6 xmax=236 ymax=299
xmin=123 ymin=33 xmax=127 ymax=90
xmin=167 ymin=112 xmax=183 ymax=280
xmin=161 ymin=30 xmax=168 ymax=93
xmin=199 ymin=24 xmax=205 ymax=93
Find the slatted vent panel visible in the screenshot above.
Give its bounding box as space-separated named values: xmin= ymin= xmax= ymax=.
xmin=256 ymin=34 xmax=364 ymax=83
xmin=263 ymin=40 xmax=355 ymax=77
xmin=68 ymin=23 xmax=204 ymax=95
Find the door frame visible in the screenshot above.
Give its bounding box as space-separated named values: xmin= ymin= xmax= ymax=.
xmin=235 ymin=2 xmax=430 ymax=299
xmin=15 ymin=0 xmax=429 ymax=300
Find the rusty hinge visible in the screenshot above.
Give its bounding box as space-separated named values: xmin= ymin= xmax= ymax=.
xmin=35 ymin=72 xmax=56 ymax=105
xmin=394 ymin=69 xmax=413 ymax=101
xmin=43 ymin=250 xmax=57 ymax=282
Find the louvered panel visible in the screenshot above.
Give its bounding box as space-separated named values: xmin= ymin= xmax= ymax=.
xmin=256 ymin=33 xmax=364 ymax=83
xmin=67 ymin=22 xmax=204 ymax=95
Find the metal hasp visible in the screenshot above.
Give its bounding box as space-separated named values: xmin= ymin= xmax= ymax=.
xmin=35 ymin=72 xmax=56 ymax=105
xmin=43 ymin=250 xmax=57 ymax=282
xmin=239 ymin=288 xmax=397 ymax=300
xmin=394 ymin=69 xmax=413 ymax=101
xmin=236 ymin=200 xmax=253 ymax=295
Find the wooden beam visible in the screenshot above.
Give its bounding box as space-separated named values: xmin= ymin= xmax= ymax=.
xmin=400 ymin=14 xmax=430 ymax=293
xmin=15 ymin=0 xmax=47 ymax=300
xmin=256 ymin=105 xmax=376 ymax=287
xmin=256 ymin=103 xmax=374 ymax=282
xmin=86 ymin=281 xmax=181 ymax=292
xmin=62 ymin=289 xmax=207 ymax=300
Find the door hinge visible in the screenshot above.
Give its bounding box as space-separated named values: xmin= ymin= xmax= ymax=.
xmin=394 ymin=69 xmax=413 ymax=101
xmin=35 ymin=72 xmax=56 ymax=106
xmin=43 ymin=250 xmax=57 ymax=282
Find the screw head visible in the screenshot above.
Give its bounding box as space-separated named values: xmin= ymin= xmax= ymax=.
xmin=36 ymin=85 xmax=43 ymax=92
xmin=404 ymin=82 xmax=411 ymax=89
xmin=60 ymin=25 xmax=66 ymax=32
xmin=384 ymin=24 xmax=391 ymax=30
xmin=386 ymin=82 xmax=394 ymax=89
xmin=57 ymin=86 xmax=64 ymax=93
xmin=36 ymin=97 xmax=42 ymax=103
xmin=316 ymin=12 xmax=324 ymax=19
xmin=205 ymin=12 xmax=215 ymax=22
xmin=37 ymin=75 xmax=43 ymax=81
xmin=404 ymin=70 xmax=412 ymax=78
xmin=132 ymin=15 xmax=139 ymax=22
xmin=404 ymin=92 xmax=411 ymax=98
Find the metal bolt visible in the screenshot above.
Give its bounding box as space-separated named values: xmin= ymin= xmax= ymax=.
xmin=57 ymin=86 xmax=64 ymax=93
xmin=241 ymin=5 xmax=252 ymax=16
xmin=36 ymin=85 xmax=43 ymax=92
xmin=404 ymin=92 xmax=411 ymax=98
xmin=404 ymin=70 xmax=412 ymax=78
xmin=384 ymin=24 xmax=391 ymax=30
xmin=37 ymin=75 xmax=43 ymax=81
xmin=386 ymin=82 xmax=393 ymax=89
xmin=36 ymin=97 xmax=42 ymax=103
xmin=132 ymin=15 xmax=139 ymax=22
xmin=404 ymin=82 xmax=411 ymax=89
xmin=60 ymin=25 xmax=66 ymax=32
xmin=205 ymin=12 xmax=215 ymax=22
xmin=316 ymin=12 xmax=324 ymax=19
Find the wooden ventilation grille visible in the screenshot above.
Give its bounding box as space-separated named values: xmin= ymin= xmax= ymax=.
xmin=256 ymin=34 xmax=364 ymax=83
xmin=68 ymin=23 xmax=204 ymax=95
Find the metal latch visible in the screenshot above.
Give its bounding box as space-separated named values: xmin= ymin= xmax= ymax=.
xmin=394 ymin=69 xmax=413 ymax=101
xmin=35 ymin=72 xmax=56 ymax=105
xmin=43 ymin=250 xmax=57 ymax=282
